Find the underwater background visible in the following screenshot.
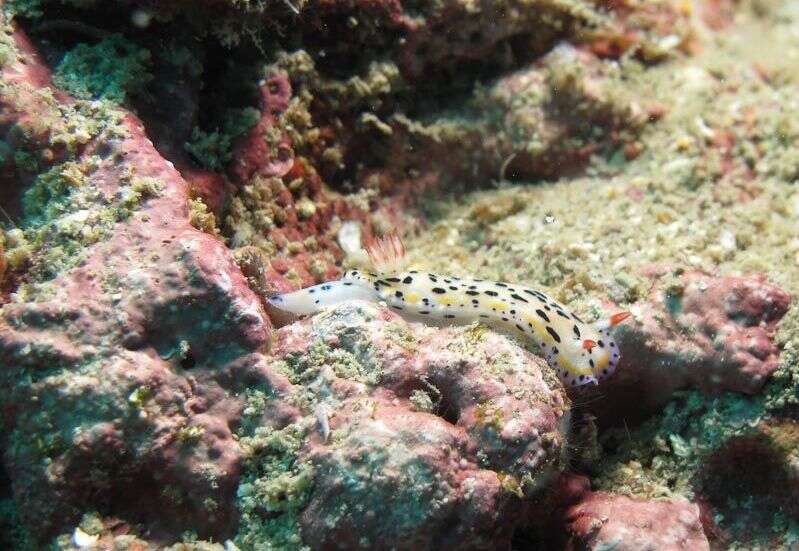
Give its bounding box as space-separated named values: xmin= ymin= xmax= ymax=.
xmin=0 ymin=0 xmax=798 ymax=548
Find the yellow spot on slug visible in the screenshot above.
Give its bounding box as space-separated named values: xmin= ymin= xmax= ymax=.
xmin=437 ymin=295 xmax=456 ymax=306
xmin=523 ymin=315 xmax=544 ymax=332
xmin=405 ymin=292 xmax=420 ymax=304
xmin=559 ymin=356 xmax=592 ymax=377
xmin=489 ymin=301 xmax=509 ymax=311
xmin=594 ymin=354 xmax=609 ymax=374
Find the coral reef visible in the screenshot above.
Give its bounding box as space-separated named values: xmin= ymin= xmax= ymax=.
xmin=258 ymin=301 xmax=570 ymax=549
xmin=565 ymin=492 xmax=710 ymax=550
xmin=0 ymin=15 xmax=268 ymax=545
xmin=1 ymin=0 xmax=799 ymax=547
xmin=590 ymin=270 xmax=792 ymax=424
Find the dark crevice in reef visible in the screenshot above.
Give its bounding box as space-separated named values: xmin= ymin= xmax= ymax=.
xmin=0 ymin=462 xmax=22 ymax=549
xmin=699 ymin=431 xmax=799 ymax=544
xmin=12 ymin=0 xmax=580 ymax=193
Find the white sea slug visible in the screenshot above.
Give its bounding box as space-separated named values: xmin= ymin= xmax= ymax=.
xmin=267 ymin=234 xmax=630 ymax=387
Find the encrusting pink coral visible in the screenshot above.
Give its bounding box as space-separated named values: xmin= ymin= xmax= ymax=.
xmin=589 ymin=270 xmax=791 ymax=425
xmin=0 ymin=16 xmax=270 ymax=544
xmin=565 ymin=492 xmax=710 ymax=551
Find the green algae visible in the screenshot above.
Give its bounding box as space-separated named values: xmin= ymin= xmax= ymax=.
xmin=591 ymin=302 xmax=799 ymax=546
xmin=4 ymin=0 xmax=45 ymax=19
xmin=53 ymin=35 xmax=152 ymax=103
xmin=184 ymin=107 xmax=260 ymax=171
xmin=0 ymin=497 xmax=32 ymax=551
xmin=15 ymin=158 xmax=163 ymax=285
xmin=236 ymin=397 xmax=313 ymax=551
xmin=766 ymin=305 xmax=799 ymax=414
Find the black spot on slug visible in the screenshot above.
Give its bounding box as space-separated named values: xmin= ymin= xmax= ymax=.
xmin=449 ymin=286 xmax=458 ymax=291
xmin=386 ymin=277 xmax=401 ymax=283
xmin=445 ymin=314 xmax=456 ymax=319
xmin=515 ymin=324 xmax=525 ymax=332
xmin=395 ymin=291 xmax=404 ymax=299
xmin=598 ymin=340 xmax=605 ymax=348
xmin=546 ymin=326 xmax=561 ymax=343
xmin=466 ymin=290 xmax=479 ymax=296
xmin=525 ymin=289 xmax=549 ymax=301
xmin=484 ymin=290 xmax=498 ymax=297
xmin=510 ymin=293 xmax=528 ymax=303
xmin=403 ymin=276 xmax=413 ymax=284
xmin=432 ymin=287 xmax=446 ymax=294
xmin=573 ymin=325 xmax=581 ymax=338
xmin=536 ymin=309 xmax=550 ymax=322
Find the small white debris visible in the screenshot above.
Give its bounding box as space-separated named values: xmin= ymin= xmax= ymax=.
xmin=658 ymin=34 xmax=682 ymax=51
xmin=72 ymin=527 xmax=99 ymax=548
xmin=338 ymin=221 xmax=362 ymax=256
xmin=131 ymin=8 xmax=153 ymax=28
xmin=315 ymin=403 xmax=331 ymax=442
xmin=225 ymin=540 xmax=241 ymax=551
xmin=719 ymin=230 xmax=737 ymax=251
xmin=694 ymin=116 xmax=715 ymax=140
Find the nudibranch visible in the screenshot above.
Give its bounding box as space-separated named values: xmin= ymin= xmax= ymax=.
xmin=267 ymin=234 xmax=630 ymax=387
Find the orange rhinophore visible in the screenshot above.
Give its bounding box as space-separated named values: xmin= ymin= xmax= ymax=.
xmin=609 ymin=311 xmax=632 ymax=326
xmin=582 ymin=339 xmax=597 ymax=351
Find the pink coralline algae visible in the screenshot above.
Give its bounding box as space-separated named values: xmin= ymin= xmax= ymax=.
xmin=232 ymin=73 xmax=296 ymax=183
xmin=565 ymin=492 xmax=710 ymax=551
xmin=267 ymin=301 xmax=571 ymax=549
xmin=0 ymin=22 xmax=270 ymax=544
xmin=592 ymin=270 xmax=791 ymax=424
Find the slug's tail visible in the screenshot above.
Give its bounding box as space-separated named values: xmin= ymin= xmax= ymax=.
xmin=266 ymin=279 xmax=379 ymax=324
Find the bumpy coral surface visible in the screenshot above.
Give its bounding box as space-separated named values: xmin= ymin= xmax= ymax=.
xmin=0 ymin=15 xmax=269 ymax=544
xmin=266 ymin=302 xmax=570 ymax=550
xmin=2 ymin=0 xmax=799 ymax=547
xmin=565 ymin=492 xmax=710 ymax=551
xmin=590 ymin=270 xmax=792 ymax=424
